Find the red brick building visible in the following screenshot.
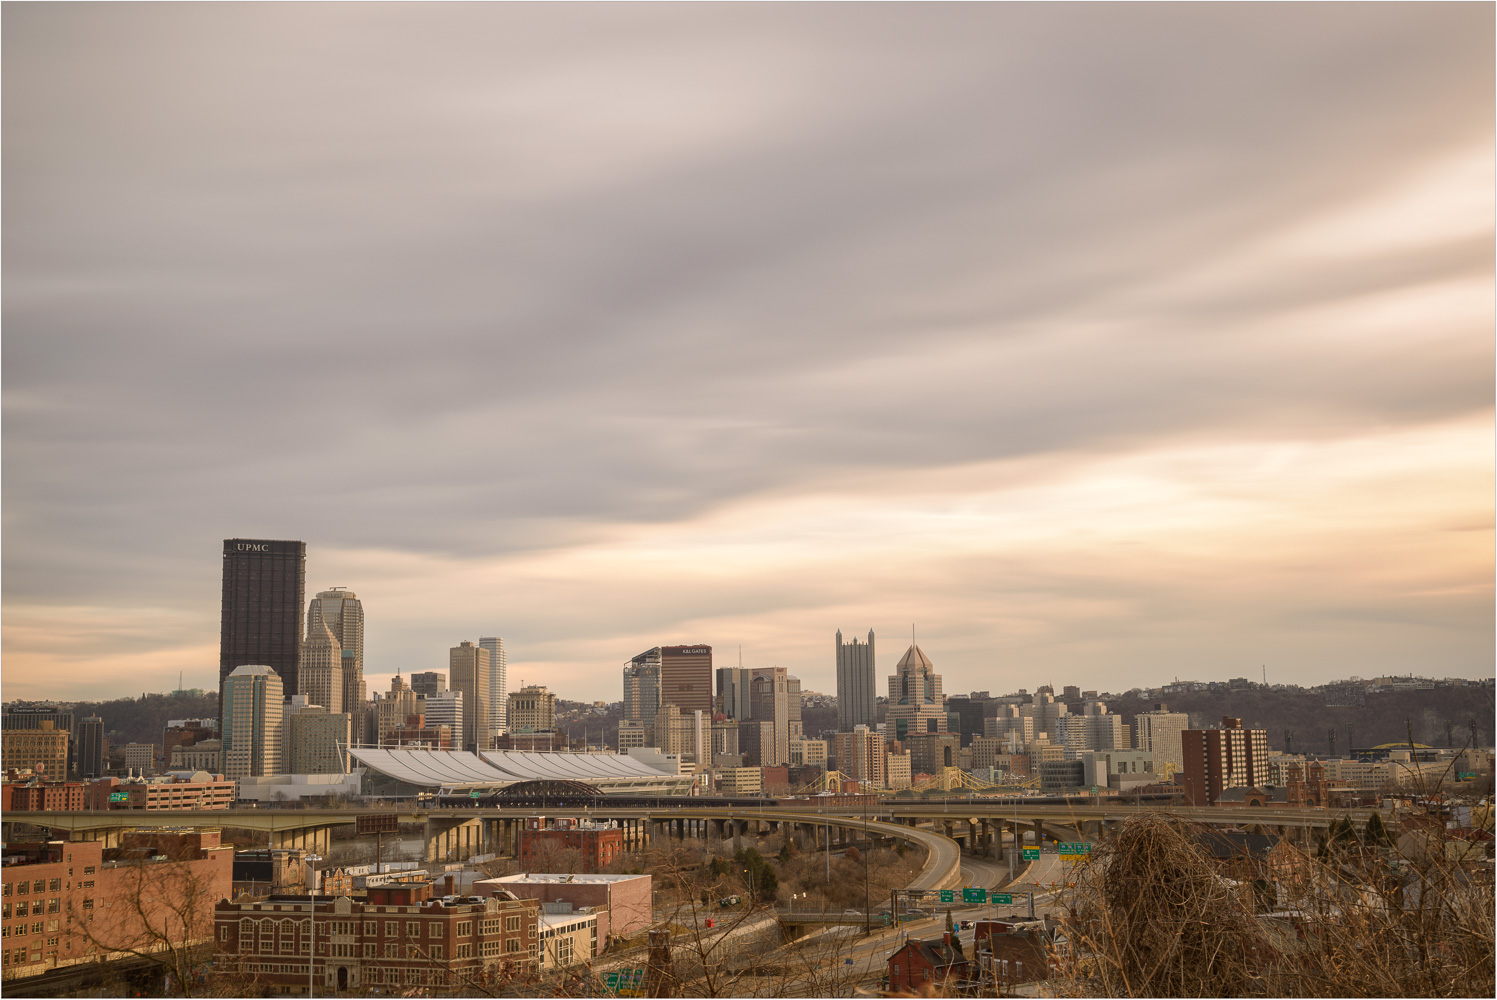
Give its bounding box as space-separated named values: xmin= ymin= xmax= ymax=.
xmin=2 ymin=779 xmax=85 ymax=812
xmin=974 ymin=920 xmax=1052 ymax=988
xmin=475 ymin=873 xmax=653 ymax=941
xmin=212 ymin=880 xmax=539 ymax=994
xmin=517 ymin=818 xmax=625 ymax=873
xmin=1 ymin=831 xmax=231 ymax=981
xmin=1182 ymin=717 xmax=1269 ymax=806
xmin=886 ymin=936 xmax=970 ymax=993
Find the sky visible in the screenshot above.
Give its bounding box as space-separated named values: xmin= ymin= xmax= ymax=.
xmin=3 ymin=4 xmax=1492 ymax=706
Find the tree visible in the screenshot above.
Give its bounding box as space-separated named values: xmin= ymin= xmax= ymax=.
xmin=69 ymin=854 xmax=226 ymax=997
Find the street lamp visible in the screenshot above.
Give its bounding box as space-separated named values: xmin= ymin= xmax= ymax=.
xmin=862 ymin=794 xmax=871 ymax=937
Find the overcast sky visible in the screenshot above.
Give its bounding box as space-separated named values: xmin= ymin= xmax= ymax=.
xmin=3 ymin=4 xmax=1492 ymax=706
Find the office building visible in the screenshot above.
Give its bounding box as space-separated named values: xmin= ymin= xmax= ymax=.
xmin=221 ymin=665 xmax=284 ymax=779
xmin=623 ymin=651 xmax=662 ymax=725
xmin=423 ymin=690 xmax=464 ymax=750
xmin=508 ymin=685 xmax=557 ymax=733
xmin=945 ymin=695 xmax=988 ymax=747
xmin=2 ymin=721 xmax=69 ymax=777
xmin=3 ymin=706 xmax=75 ymax=776
xmin=171 ymin=738 xmax=223 ymax=772
xmin=714 ymin=665 xmax=801 ymax=767
xmin=1182 ymin=717 xmax=1270 ymax=806
xmin=307 ymin=588 xmax=365 ymax=712
xmin=410 ymin=671 xmax=447 ymax=699
xmin=123 ymin=743 xmax=156 ymax=774
xmin=479 ymin=637 xmax=508 ymax=734
xmin=985 ymin=706 xmax=1035 ymax=747
xmin=659 ymin=645 xmax=712 ymax=716
xmin=450 ymin=641 xmax=492 ymax=752
xmin=162 ymin=718 xmax=217 ymax=764
xmin=834 ymin=725 xmax=886 ymax=787
xmin=1054 ymin=704 xmax=1127 ymax=759
xmin=299 ymin=618 xmax=344 ymax=715
xmin=835 ymin=629 xmax=877 ymax=731
xmin=906 ymin=732 xmax=963 ymax=774
xmin=287 ymin=706 xmax=352 ymax=775
xmin=220 ymin=538 xmax=306 ymax=698
xmin=374 ymin=675 xmax=421 ymax=747
xmin=1021 ymin=690 xmax=1067 ymax=741
xmin=884 ymin=644 xmax=946 ymax=741
xmin=1134 ymin=704 xmax=1190 ymax=777
xmin=78 ymin=716 xmax=106 ymax=778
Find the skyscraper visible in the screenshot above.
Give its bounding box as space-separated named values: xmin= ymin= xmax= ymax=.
xmin=478 ymin=637 xmax=507 ymax=734
xmin=299 ymin=618 xmax=344 ymax=715
xmin=449 ymin=641 xmax=491 ymax=753
xmin=221 ymin=664 xmax=285 ymax=779
xmin=220 ymin=539 xmax=306 ymax=697
xmin=884 ymin=644 xmax=946 ymax=741
xmin=835 ymin=629 xmax=876 ymax=731
xmin=307 ymin=588 xmax=365 ymax=713
xmin=659 ymin=645 xmax=712 ymax=716
xmin=410 ymin=671 xmax=447 ymax=699
xmin=623 ymin=650 xmax=662 ymax=726
xmin=715 ymin=665 xmax=801 ymax=767
xmin=1134 ymin=704 xmax=1190 ymax=777
xmin=78 ymin=716 xmax=105 ymax=779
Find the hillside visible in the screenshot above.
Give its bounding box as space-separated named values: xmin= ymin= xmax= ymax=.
xmin=1106 ymin=686 xmax=1493 ymax=753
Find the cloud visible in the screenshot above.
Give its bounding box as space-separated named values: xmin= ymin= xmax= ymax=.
xmin=2 ymin=4 xmax=1491 ymax=701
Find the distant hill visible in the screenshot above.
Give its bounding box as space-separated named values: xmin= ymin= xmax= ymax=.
xmin=64 ymin=691 xmax=219 ymax=751
xmin=1105 ymin=686 xmax=1493 ymax=753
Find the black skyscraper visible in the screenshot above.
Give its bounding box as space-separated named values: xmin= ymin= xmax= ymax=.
xmin=220 ymin=538 xmax=306 ymax=697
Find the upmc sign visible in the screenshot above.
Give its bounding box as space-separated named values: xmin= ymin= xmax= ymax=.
xmin=223 ymin=538 xmax=303 ymax=556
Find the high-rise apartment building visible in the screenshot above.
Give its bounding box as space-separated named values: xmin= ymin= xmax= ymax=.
xmin=478 ymin=637 xmax=508 ymax=734
xmin=835 ymin=629 xmax=876 ymax=731
xmin=834 ymin=725 xmax=886 ymax=787
xmin=410 ymin=671 xmax=447 ymax=699
xmin=220 ymin=539 xmax=306 ymax=697
xmin=78 ymin=716 xmax=106 ymax=778
xmin=623 ymin=653 xmax=662 ymax=726
xmin=1182 ymin=716 xmax=1270 ymax=806
xmin=299 ymin=618 xmax=344 ymax=715
xmin=659 ymin=645 xmax=712 ymax=716
xmin=449 ymin=641 xmax=491 ymax=753
xmin=1134 ymin=704 xmax=1190 ymax=776
xmin=884 ymin=644 xmax=946 ymax=741
xmin=221 ymin=664 xmax=285 ymax=779
xmin=307 ymin=588 xmax=365 ymax=713
xmin=507 ymin=685 xmax=556 ymax=733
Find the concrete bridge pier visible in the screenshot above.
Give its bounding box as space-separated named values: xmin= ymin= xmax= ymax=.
xmin=271 ymin=826 xmax=331 ymax=855
xmin=425 ymin=817 xmax=482 ymax=862
xmin=1032 ymin=820 xmax=1044 ymax=848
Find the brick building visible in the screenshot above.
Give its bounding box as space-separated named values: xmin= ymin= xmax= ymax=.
xmin=1 ymin=831 xmax=231 ymax=981
xmin=476 ymin=873 xmax=652 ymax=942
xmin=211 ymin=880 xmax=539 ymax=994
xmin=2 ymin=778 xmax=86 ymax=812
xmin=2 ymin=721 xmax=69 ymax=778
xmin=886 ymin=936 xmax=970 ymax=993
xmin=1182 ymin=717 xmax=1270 ymax=806
xmin=517 ymin=818 xmax=624 ymax=873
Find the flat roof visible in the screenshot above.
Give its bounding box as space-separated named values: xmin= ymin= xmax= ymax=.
xmin=483 ymin=873 xmax=649 ymax=885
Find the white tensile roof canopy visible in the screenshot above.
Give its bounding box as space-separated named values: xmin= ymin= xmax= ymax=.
xmin=346 ymin=747 xmax=694 ymax=795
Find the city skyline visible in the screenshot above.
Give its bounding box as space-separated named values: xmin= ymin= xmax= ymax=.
xmin=3 ymin=5 xmax=1492 ymax=703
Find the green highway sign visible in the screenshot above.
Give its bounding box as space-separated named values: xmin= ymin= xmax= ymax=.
xmin=108 ymin=791 xmax=129 ymax=803
xmin=469 ymin=790 xmax=480 ymax=799
xmin=962 ymin=887 xmax=986 ymax=903
xmin=939 ymin=890 xmax=955 ymax=903
xmin=991 ymin=893 xmax=1013 ymax=905
xmin=1057 ymin=842 xmax=1092 ymax=856
xmin=1457 ymin=772 xmax=1478 ymax=781
xmin=1022 ymin=847 xmax=1040 ymax=860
